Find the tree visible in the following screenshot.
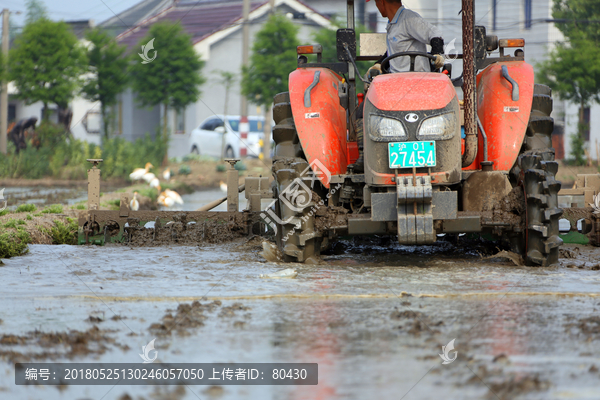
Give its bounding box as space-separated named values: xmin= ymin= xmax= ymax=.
xmin=537 ymin=0 xmax=600 ymax=165
xmin=9 ymin=18 xmax=86 ymax=120
xmin=552 ymin=0 xmax=600 ymax=42
xmin=81 ymin=28 xmax=128 ymax=139
xmin=129 ymin=21 xmax=205 ymax=135
xmin=242 ymin=13 xmax=299 ymax=160
xmin=25 ymin=0 xmax=48 ymax=25
xmin=242 ymin=14 xmax=299 ymax=107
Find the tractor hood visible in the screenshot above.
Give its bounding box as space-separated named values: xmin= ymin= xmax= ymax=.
xmin=367 ymin=72 xmax=456 ymax=111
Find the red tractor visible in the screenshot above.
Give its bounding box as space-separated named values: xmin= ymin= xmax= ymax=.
xmin=269 ymin=0 xmax=561 ymax=266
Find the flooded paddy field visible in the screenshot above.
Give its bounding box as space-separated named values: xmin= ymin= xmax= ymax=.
xmin=1 ymin=240 xmax=599 ymax=400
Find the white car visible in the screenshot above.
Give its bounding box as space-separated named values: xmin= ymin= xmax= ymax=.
xmin=189 ymin=115 xmax=265 ymax=158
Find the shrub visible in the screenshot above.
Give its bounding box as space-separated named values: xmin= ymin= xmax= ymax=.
xmin=101 ymin=130 xmax=169 ymax=179
xmin=0 ymin=230 xmax=31 ymax=258
xmin=178 ymin=164 xmax=191 ymax=175
xmin=45 ymin=219 xmax=78 ymax=245
xmin=16 ymin=204 xmax=37 ymax=213
xmin=0 ymin=123 xmax=167 ymax=180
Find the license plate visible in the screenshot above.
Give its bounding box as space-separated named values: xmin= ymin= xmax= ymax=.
xmin=388 ymin=141 xmax=436 ymax=169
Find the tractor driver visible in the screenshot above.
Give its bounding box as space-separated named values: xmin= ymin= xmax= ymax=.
xmin=349 ymin=0 xmax=445 ymax=172
xmin=367 ymin=0 xmax=445 ymax=75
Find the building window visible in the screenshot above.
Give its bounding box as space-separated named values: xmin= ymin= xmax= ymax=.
xmin=524 ymin=0 xmax=532 ymax=29
xmin=175 ymin=109 xmax=185 ymax=134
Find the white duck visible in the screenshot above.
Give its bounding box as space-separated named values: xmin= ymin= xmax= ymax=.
xmin=149 ymin=177 xmax=161 ymax=192
xmin=130 ymin=191 xmax=140 ymax=211
xmin=162 ymin=168 xmax=171 ymax=182
xmin=142 ymin=171 xmax=156 ymax=183
xmin=129 ymin=163 xmax=153 ymax=181
xmin=164 ymin=189 xmax=184 ymax=205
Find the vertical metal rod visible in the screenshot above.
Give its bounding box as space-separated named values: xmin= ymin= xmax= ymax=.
xmin=239 ymin=0 xmax=250 ymax=157
xmin=0 ymin=9 xmax=9 ymax=155
xmin=347 ymin=0 xmax=357 ymax=139
xmin=461 ymin=0 xmax=477 ymax=167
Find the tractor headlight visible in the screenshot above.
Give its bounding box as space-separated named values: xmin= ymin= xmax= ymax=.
xmin=370 ymin=115 xmax=406 ymax=137
xmin=418 ymin=112 xmax=456 ymax=137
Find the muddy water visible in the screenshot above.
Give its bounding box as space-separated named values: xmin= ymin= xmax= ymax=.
xmin=2 ymin=186 xmax=88 ymax=208
xmin=1 ymin=242 xmax=600 ymax=400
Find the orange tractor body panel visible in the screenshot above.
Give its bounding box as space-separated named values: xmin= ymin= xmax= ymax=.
xmin=463 ymin=61 xmax=534 ymax=171
xmin=368 ymin=72 xmax=456 ymax=111
xmin=289 ymin=68 xmax=348 ymax=188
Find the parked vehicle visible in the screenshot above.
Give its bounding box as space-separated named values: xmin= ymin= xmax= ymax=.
xmin=189 ymin=115 xmax=266 ymax=158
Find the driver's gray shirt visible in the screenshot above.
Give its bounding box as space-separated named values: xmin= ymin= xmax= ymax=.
xmin=386 ymin=6 xmax=443 ymax=73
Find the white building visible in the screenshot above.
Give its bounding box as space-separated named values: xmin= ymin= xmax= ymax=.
xmin=112 ymin=0 xmax=332 ymax=158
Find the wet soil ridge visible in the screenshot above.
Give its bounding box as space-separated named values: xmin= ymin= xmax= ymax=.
xmin=149 ymin=300 xmax=251 ymax=336
xmin=0 ymin=326 xmax=123 ymax=363
xmin=466 ymin=364 xmax=550 ymax=400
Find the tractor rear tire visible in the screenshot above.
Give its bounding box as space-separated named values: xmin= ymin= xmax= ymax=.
xmin=523 ymin=84 xmax=554 ymax=153
xmin=271 ymin=92 xmax=320 ymax=263
xmin=510 ymin=84 xmax=555 ymax=185
xmin=518 ymin=150 xmax=563 ymax=266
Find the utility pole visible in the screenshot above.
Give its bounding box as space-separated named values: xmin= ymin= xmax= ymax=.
xmin=0 ymin=9 xmax=8 ymax=155
xmin=239 ymin=0 xmax=250 ymax=158
xmin=263 ymin=0 xmax=276 ymax=160
xmin=461 ymin=0 xmax=477 ymax=168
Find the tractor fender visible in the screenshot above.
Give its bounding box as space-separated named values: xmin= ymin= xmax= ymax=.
xmin=465 ymin=61 xmax=534 ymax=172
xmin=289 ymin=68 xmax=347 ymax=188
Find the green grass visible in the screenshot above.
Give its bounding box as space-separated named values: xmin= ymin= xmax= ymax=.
xmin=40 ymin=218 xmax=78 ymax=245
xmin=74 ymin=203 xmax=86 ymax=210
xmin=101 ymin=199 xmax=120 ymax=211
xmin=3 ymin=219 xmax=25 ymax=229
xmin=0 ymin=229 xmax=31 ymax=259
xmin=26 ymin=214 xmax=32 ymax=221
xmin=0 ymin=209 xmax=9 ymax=216
xmin=15 ymin=204 xmax=37 ymax=213
xmin=41 ymin=204 xmax=64 ymax=214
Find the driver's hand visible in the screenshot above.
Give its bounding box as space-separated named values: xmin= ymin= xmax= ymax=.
xmin=367 ymin=63 xmax=382 ymax=80
xmin=433 ymin=54 xmax=445 ymax=70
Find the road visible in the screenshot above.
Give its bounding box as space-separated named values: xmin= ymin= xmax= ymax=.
xmin=0 ymin=240 xmax=599 ymax=399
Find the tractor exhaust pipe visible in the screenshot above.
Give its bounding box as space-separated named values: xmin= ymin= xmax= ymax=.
xmin=461 ymin=0 xmax=477 ymax=168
